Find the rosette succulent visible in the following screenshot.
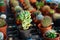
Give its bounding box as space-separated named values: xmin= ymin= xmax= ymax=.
xmin=41 ymin=16 xmax=52 ymax=27
xmin=18 ymin=11 xmax=32 ymax=30
xmin=0 ymin=18 xmax=6 ymax=27
xmin=45 ymin=29 xmax=57 ymax=38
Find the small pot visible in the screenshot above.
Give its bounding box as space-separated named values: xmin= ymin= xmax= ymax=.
xmin=43 ymin=34 xmax=60 ymax=40
xmin=38 ymin=24 xmax=52 ymax=34
xmin=0 ymin=6 xmax=6 ymax=13
xmin=0 ymin=25 xmax=7 ymax=39
xmin=29 ymin=0 xmax=37 ymax=3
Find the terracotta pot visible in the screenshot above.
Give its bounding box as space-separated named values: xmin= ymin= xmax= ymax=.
xmin=43 ymin=34 xmax=60 ymax=40
xmin=29 ymin=0 xmax=37 ymax=3
xmin=0 ymin=6 xmax=6 ymax=13
xmin=38 ymin=24 xmax=52 ymax=34
xmin=0 ymin=25 xmax=7 ymax=39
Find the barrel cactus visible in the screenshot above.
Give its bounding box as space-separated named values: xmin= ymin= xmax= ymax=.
xmin=45 ymin=29 xmax=57 ymax=38
xmin=18 ymin=11 xmax=32 ymax=30
xmin=41 ymin=16 xmax=52 ymax=27
xmin=0 ymin=18 xmax=6 ymax=27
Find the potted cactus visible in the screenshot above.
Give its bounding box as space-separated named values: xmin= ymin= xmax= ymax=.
xmin=0 ymin=0 xmax=6 ymax=13
xmin=43 ymin=29 xmax=60 ymax=40
xmin=38 ymin=16 xmax=52 ymax=34
xmin=0 ymin=18 xmax=7 ymax=39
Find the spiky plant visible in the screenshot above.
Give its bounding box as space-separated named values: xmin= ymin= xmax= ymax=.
xmin=18 ymin=11 xmax=32 ymax=30
xmin=45 ymin=29 xmax=57 ymax=38
xmin=41 ymin=16 xmax=52 ymax=27
xmin=0 ymin=18 xmax=6 ymax=27
xmin=0 ymin=0 xmax=5 ymax=6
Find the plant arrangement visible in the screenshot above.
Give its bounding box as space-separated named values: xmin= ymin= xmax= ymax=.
xmin=36 ymin=1 xmax=44 ymax=10
xmin=38 ymin=16 xmax=52 ymax=34
xmin=17 ymin=11 xmax=32 ymax=30
xmin=0 ymin=18 xmax=7 ymax=39
xmin=43 ymin=29 xmax=60 ymax=40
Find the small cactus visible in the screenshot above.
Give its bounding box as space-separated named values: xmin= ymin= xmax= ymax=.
xmin=45 ymin=29 xmax=57 ymax=38
xmin=41 ymin=16 xmax=52 ymax=27
xmin=0 ymin=18 xmax=6 ymax=27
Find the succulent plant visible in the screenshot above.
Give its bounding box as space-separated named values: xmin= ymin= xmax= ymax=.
xmin=0 ymin=32 xmax=4 ymax=40
xmin=0 ymin=18 xmax=6 ymax=27
xmin=45 ymin=29 xmax=57 ymax=38
xmin=24 ymin=0 xmax=34 ymax=10
xmin=41 ymin=16 xmax=52 ymax=27
xmin=18 ymin=11 xmax=32 ymax=30
xmin=0 ymin=0 xmax=5 ymax=6
xmin=36 ymin=1 xmax=44 ymax=10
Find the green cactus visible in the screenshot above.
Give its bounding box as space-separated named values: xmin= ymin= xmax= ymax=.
xmin=0 ymin=18 xmax=6 ymax=27
xmin=0 ymin=0 xmax=5 ymax=6
xmin=45 ymin=30 xmax=57 ymax=38
xmin=24 ymin=0 xmax=34 ymax=10
xmin=18 ymin=11 xmax=32 ymax=30
xmin=36 ymin=1 xmax=44 ymax=10
xmin=41 ymin=16 xmax=52 ymax=27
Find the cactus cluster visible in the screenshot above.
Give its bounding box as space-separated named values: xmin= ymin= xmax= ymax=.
xmin=18 ymin=11 xmax=32 ymax=30
xmin=45 ymin=30 xmax=57 ymax=38
xmin=0 ymin=18 xmax=6 ymax=27
xmin=41 ymin=16 xmax=52 ymax=27
xmin=0 ymin=0 xmax=5 ymax=6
